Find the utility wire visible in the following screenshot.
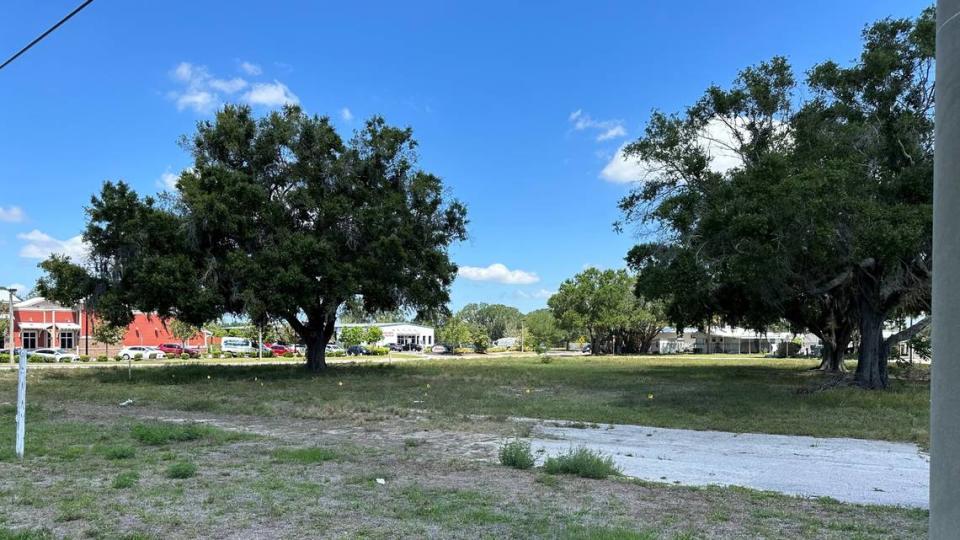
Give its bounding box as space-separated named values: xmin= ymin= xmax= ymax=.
xmin=0 ymin=0 xmax=95 ymax=72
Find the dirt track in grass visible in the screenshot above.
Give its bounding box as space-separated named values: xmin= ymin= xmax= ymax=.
xmin=0 ymin=402 xmax=928 ymax=539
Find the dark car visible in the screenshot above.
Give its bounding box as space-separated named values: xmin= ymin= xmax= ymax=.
xmin=158 ymin=343 xmax=200 ymax=357
xmin=346 ymin=345 xmax=370 ymax=356
xmin=388 ymin=343 xmax=403 ymax=352
xmin=401 ymin=343 xmax=422 ymax=352
xmin=581 ymin=344 xmax=592 ymax=354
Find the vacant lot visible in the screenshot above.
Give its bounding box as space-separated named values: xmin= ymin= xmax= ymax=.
xmin=0 ymin=355 xmax=929 ymax=538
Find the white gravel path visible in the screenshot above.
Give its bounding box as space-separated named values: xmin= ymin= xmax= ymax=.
xmin=530 ymin=422 xmax=929 ymax=508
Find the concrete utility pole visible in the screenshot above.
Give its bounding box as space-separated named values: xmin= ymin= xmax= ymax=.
xmin=932 ymin=1 xmax=960 ymax=537
xmin=2 ymin=287 xmax=15 ymax=363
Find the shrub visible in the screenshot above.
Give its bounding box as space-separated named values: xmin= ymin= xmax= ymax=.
xmin=96 ymin=355 xmax=109 ymax=362
xmin=272 ymin=447 xmax=338 ymax=464
xmin=103 ymin=445 xmax=136 ymax=460
xmin=165 ymin=461 xmax=198 ymax=479
xmin=132 ymin=422 xmax=216 ymax=445
xmin=114 ymin=355 xmax=124 ymax=362
xmin=79 ymin=355 xmax=90 ymax=362
xmin=112 ymin=471 xmax=139 ymax=489
xmin=133 ymin=353 xmax=143 ymax=361
xmin=473 ymin=333 xmax=490 ymax=354
xmin=543 ymin=447 xmax=621 ymax=479
xmin=282 ymin=351 xmax=294 ymax=358
xmin=328 ymin=350 xmax=345 ymax=358
xmin=453 ymin=347 xmax=472 ymax=355
xmin=212 ymin=352 xmax=222 ymax=359
xmin=263 ymin=350 xmax=274 ymax=358
xmin=488 ymin=346 xmax=507 ymax=353
xmin=367 ymin=346 xmax=389 ymax=356
xmin=498 ymin=440 xmax=535 ymax=470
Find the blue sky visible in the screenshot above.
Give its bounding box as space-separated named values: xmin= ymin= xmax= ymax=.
xmin=0 ymin=0 xmax=929 ymax=312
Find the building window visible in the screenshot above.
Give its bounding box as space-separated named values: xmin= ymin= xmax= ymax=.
xmin=59 ymin=332 xmax=75 ymax=350
xmin=22 ymin=331 xmax=37 ymax=349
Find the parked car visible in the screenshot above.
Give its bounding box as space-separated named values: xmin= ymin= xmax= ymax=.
xmin=221 ymin=337 xmax=258 ymax=357
xmin=268 ymin=343 xmax=293 ymax=355
xmin=431 ymin=345 xmax=448 ymax=354
xmin=346 ymin=345 xmax=370 ymax=356
xmin=388 ymin=343 xmax=403 ymax=352
xmin=402 ymin=343 xmax=423 ymax=352
xmin=326 ymin=344 xmax=344 ymax=353
xmin=581 ymin=344 xmax=592 ymax=354
xmin=158 ymin=343 xmax=200 ymax=357
xmin=30 ymin=348 xmax=80 ymax=362
xmin=119 ymin=345 xmax=166 ymax=360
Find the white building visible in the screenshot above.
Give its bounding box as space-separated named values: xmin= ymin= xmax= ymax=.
xmin=651 ymin=326 xmax=821 ymax=355
xmin=334 ymin=322 xmax=435 ymax=348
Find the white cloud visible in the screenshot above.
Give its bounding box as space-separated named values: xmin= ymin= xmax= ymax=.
xmin=5 ymin=283 xmax=27 ymax=296
xmin=517 ymin=288 xmax=555 ymax=300
xmin=597 ymin=125 xmax=627 ymax=141
xmin=158 ymin=171 xmax=178 ymax=190
xmin=17 ymin=230 xmax=88 ymax=261
xmin=458 ymin=263 xmax=539 ymax=285
xmin=569 ymin=109 xmax=627 ymax=142
xmin=0 ymin=206 xmax=25 ymax=223
xmin=243 ymin=81 xmax=299 ymax=107
xmin=601 ymin=117 xmax=748 ymax=184
xmin=169 ymin=62 xmax=297 ymax=112
xmin=340 ymin=107 xmax=354 ymax=122
xmin=208 ymin=77 xmax=247 ymax=93
xmin=239 ymin=61 xmax=262 ymax=76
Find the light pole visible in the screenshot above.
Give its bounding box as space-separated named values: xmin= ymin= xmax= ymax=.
xmin=1 ymin=287 xmax=15 ymax=363
xmin=932 ymin=1 xmax=960 ymax=536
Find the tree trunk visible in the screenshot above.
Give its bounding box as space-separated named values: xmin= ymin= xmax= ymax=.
xmin=854 ymin=300 xmax=887 ymax=389
xmin=303 ymin=315 xmax=336 ymax=372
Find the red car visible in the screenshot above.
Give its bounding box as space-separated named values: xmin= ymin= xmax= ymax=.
xmin=267 ymin=343 xmax=294 ymax=355
xmin=157 ymin=343 xmax=200 ymax=357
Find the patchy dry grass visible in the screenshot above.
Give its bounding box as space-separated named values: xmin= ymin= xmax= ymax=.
xmin=0 ymin=356 xmax=930 ymax=537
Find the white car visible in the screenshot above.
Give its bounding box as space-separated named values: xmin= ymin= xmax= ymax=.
xmin=220 ymin=337 xmax=258 ymax=357
xmin=119 ymin=345 xmax=166 ymax=360
xmin=30 ymin=348 xmax=80 ymax=362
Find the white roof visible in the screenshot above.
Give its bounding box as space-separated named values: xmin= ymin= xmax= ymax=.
xmin=17 ymin=321 xmax=81 ymax=330
xmin=14 ymin=297 xmax=75 ymax=310
xmin=335 ymin=322 xmax=433 ymax=330
xmin=697 ymin=326 xmax=794 ymax=339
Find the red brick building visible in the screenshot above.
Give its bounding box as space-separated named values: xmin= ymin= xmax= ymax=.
xmin=0 ymin=297 xmax=212 ymax=355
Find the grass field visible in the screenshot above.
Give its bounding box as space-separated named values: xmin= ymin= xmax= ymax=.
xmin=0 ymin=355 xmax=930 ymax=538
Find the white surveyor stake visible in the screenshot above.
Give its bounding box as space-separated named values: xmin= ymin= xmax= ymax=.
xmin=15 ymin=349 xmax=27 ymax=458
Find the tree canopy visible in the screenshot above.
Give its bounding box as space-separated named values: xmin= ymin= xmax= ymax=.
xmin=548 ymin=268 xmax=667 ymax=354
xmin=619 ymin=8 xmax=933 ymax=388
xmin=37 ymin=105 xmax=467 ymax=371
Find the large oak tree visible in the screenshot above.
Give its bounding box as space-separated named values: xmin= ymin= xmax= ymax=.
xmin=38 ymin=105 xmax=467 ymax=371
xmin=619 ymin=8 xmax=933 ymax=388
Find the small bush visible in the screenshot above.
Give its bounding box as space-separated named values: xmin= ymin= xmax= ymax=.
xmin=96 ymin=355 xmax=109 ymax=362
xmin=103 ymin=445 xmax=136 ymax=460
xmin=133 ymin=353 xmax=143 ymax=361
xmin=272 ymin=447 xmax=338 ymax=464
xmin=328 ymin=350 xmax=345 ymax=358
xmin=79 ymin=355 xmax=90 ymax=362
xmin=114 ymin=355 xmax=123 ymax=362
xmin=543 ymin=447 xmax=621 ymax=479
xmin=499 ymin=439 xmax=535 ymax=470
xmin=132 ymin=422 xmax=217 ymax=445
xmin=453 ymin=347 xmax=472 ymax=355
xmin=367 ymin=346 xmax=389 ymax=356
xmin=165 ymin=461 xmax=197 ymax=479
xmin=112 ymin=471 xmax=139 ymax=489
xmin=282 ymin=351 xmax=294 ymax=358
xmin=180 ymin=353 xmax=190 ymax=360
xmin=487 ymin=346 xmax=507 ymax=353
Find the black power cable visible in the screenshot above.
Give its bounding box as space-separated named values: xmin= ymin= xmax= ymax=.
xmin=0 ymin=0 xmax=95 ymax=72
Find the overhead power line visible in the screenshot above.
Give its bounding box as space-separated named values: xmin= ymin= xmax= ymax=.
xmin=0 ymin=0 xmax=95 ymax=72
